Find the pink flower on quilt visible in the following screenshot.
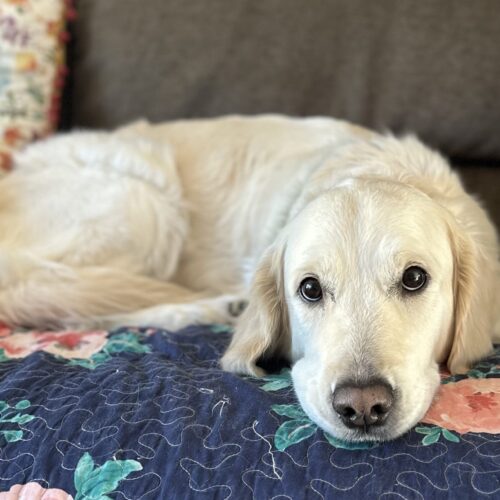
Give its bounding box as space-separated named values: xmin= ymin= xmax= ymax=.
xmin=0 ymin=482 xmax=73 ymax=499
xmin=0 ymin=330 xmax=108 ymax=359
xmin=0 ymin=323 xmax=12 ymax=338
xmin=422 ymin=378 xmax=500 ymax=434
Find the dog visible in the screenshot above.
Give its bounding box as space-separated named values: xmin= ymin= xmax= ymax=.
xmin=0 ymin=115 xmax=498 ymax=442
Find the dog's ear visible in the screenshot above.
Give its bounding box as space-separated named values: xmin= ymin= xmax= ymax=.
xmin=220 ymin=239 xmax=290 ymax=377
xmin=446 ymin=221 xmax=497 ymax=374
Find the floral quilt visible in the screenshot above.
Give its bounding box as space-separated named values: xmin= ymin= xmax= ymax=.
xmin=0 ymin=323 xmax=498 ymax=499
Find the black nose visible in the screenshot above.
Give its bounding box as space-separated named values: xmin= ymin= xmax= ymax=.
xmin=332 ymin=380 xmax=394 ymax=429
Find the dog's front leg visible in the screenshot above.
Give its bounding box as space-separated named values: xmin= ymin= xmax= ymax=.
xmin=96 ymin=294 xmax=247 ymax=331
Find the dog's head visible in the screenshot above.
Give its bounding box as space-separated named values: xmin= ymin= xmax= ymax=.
xmin=221 ymin=137 xmax=498 ymax=442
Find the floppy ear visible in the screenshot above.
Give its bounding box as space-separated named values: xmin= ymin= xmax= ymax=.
xmin=220 ymin=240 xmax=290 ymax=377
xmin=446 ymin=223 xmax=497 ymax=374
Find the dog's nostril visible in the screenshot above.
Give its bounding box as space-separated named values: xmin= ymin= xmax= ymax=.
xmin=371 ymin=403 xmax=389 ymax=416
xmin=332 ymin=380 xmax=394 ymax=430
xmin=340 ymin=406 xmax=356 ymax=419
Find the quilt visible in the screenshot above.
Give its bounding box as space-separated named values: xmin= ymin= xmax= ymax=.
xmin=0 ymin=323 xmax=498 ymax=499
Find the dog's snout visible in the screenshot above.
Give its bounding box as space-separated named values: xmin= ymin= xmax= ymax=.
xmin=332 ymin=380 xmax=394 ymax=429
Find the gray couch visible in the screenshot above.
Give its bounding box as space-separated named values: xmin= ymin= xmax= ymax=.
xmin=66 ymin=0 xmax=500 ymax=229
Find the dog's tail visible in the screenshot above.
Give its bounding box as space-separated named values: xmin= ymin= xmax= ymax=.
xmin=0 ymin=250 xmax=202 ymax=329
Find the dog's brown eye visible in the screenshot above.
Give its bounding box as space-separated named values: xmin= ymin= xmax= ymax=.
xmin=299 ymin=277 xmax=323 ymax=302
xmin=402 ymin=266 xmax=427 ymax=292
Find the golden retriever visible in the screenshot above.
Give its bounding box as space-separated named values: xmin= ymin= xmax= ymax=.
xmin=0 ymin=115 xmax=498 ymax=442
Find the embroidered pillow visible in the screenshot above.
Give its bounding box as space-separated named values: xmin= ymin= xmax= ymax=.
xmin=0 ymin=0 xmax=74 ymax=173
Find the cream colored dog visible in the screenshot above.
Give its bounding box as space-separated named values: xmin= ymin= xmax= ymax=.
xmin=0 ymin=115 xmax=498 ymax=442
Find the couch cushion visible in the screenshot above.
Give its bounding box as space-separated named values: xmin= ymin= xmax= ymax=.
xmin=71 ymin=0 xmax=500 ymax=161
xmin=455 ymin=165 xmax=500 ymax=231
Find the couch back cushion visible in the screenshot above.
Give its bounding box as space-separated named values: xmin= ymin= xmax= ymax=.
xmin=71 ymin=0 xmax=500 ymax=161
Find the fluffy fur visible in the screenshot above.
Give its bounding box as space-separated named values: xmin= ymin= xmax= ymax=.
xmin=1 ymin=115 xmax=498 ymax=441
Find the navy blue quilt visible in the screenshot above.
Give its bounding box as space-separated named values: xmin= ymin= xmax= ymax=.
xmin=0 ymin=325 xmax=499 ymax=499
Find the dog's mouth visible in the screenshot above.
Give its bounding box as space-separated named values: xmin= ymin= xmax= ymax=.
xmin=332 ymin=409 xmax=403 ymax=442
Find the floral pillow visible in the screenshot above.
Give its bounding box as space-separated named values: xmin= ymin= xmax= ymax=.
xmin=0 ymin=0 xmax=74 ymax=173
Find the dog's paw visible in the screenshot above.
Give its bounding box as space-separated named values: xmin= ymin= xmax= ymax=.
xmin=220 ymin=352 xmax=266 ymax=377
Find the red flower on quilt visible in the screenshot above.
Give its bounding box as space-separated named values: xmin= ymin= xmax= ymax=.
xmin=0 ymin=330 xmax=108 ymax=359
xmin=0 ymin=323 xmax=11 ymax=337
xmin=422 ymin=378 xmax=500 ymax=434
xmin=465 ymin=391 xmax=497 ymax=412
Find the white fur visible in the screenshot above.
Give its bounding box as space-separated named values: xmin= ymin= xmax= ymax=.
xmin=0 ymin=115 xmax=498 ymax=441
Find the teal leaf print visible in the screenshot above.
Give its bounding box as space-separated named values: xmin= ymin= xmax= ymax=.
xmin=474 ymin=362 xmax=492 ymax=369
xmin=271 ymin=403 xmax=318 ymax=450
xmin=323 ymin=432 xmax=378 ymax=450
xmin=422 ymin=431 xmax=441 ymax=446
xmin=415 ymin=426 xmax=435 ymax=435
xmin=74 ymin=452 xmax=142 ymax=500
xmin=0 ymin=348 xmax=9 ymax=363
xmin=9 ymin=413 xmax=34 ymax=424
xmin=416 ymin=425 xmax=460 ymax=445
xmin=271 ymin=403 xmax=307 ymax=420
xmin=442 ymin=429 xmax=460 ymax=443
xmin=104 ymin=332 xmax=151 ymax=355
xmin=467 ymin=369 xmax=486 ymax=379
xmin=261 ymin=369 xmax=292 ymax=391
xmin=275 ymin=419 xmax=318 ymax=451
xmin=14 ymin=400 xmax=31 ymax=410
xmin=441 ymin=376 xmax=460 ymax=385
xmin=69 ymin=352 xmax=111 ymax=370
xmin=2 ymin=430 xmax=23 ymax=442
xmin=68 ymin=331 xmax=151 ymax=370
xmin=0 ymin=399 xmax=35 ymax=443
xmin=210 ymin=324 xmax=233 ymax=334
xmin=74 ymin=452 xmax=95 ymax=492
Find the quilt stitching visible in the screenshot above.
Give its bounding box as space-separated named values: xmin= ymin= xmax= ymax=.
xmin=0 ymin=325 xmax=497 ymax=498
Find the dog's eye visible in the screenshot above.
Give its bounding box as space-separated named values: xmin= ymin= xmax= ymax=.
xmin=299 ymin=277 xmax=323 ymax=302
xmin=402 ymin=266 xmax=427 ymax=292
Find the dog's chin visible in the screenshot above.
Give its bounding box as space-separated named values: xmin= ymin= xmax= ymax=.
xmin=303 ymin=407 xmax=407 ymax=443
xmin=331 ymin=425 xmax=398 ymax=443
xmin=328 ymin=411 xmax=412 ymax=443
xmin=302 ymin=406 xmax=420 ymax=443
